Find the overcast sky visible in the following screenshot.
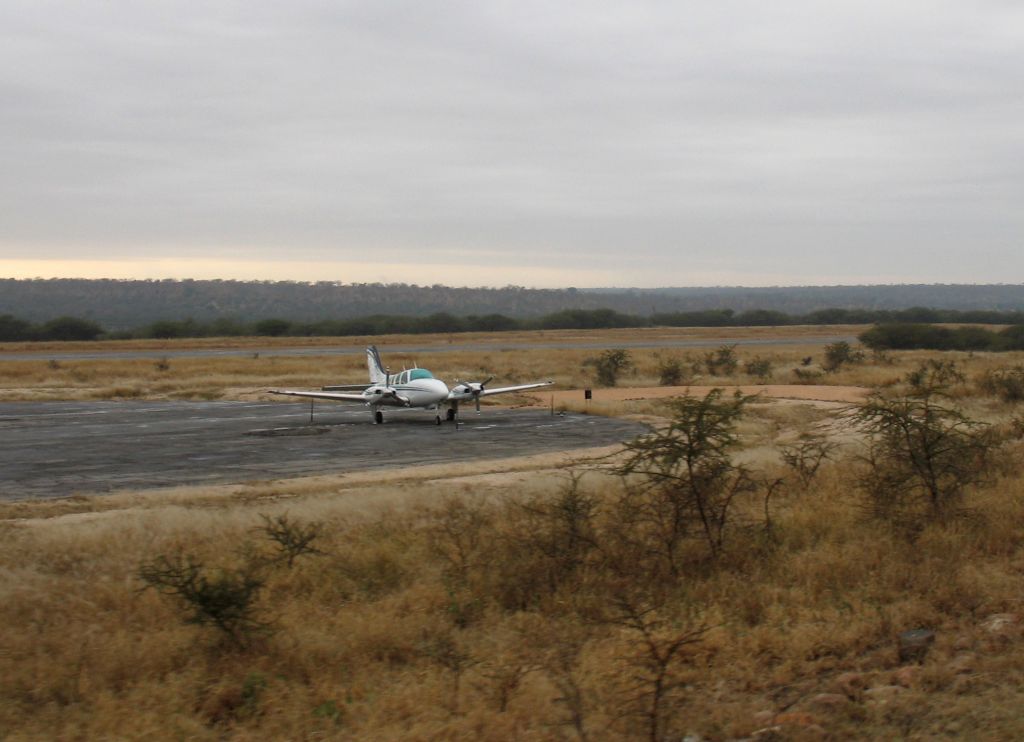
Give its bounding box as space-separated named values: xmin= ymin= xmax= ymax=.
xmin=1 ymin=1 xmax=1022 ymax=287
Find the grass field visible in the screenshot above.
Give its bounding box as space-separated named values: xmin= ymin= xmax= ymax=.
xmin=0 ymin=325 xmax=1019 ymax=404
xmin=3 ymin=328 xmax=1024 ymax=739
xmin=0 ymin=325 xmax=858 ymax=399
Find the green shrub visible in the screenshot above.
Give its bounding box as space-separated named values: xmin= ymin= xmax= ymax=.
xmin=0 ymin=314 xmax=35 ymax=341
xmin=743 ymin=356 xmax=773 ymax=382
xmin=978 ymin=366 xmax=1024 ymax=403
xmin=854 ymin=365 xmax=996 ymax=531
xmin=997 ymin=325 xmax=1024 ymax=350
xmin=587 ymin=349 xmax=633 ymax=387
xmin=822 ymin=341 xmax=864 ymax=372
xmin=657 ymin=357 xmax=686 ymax=386
xmin=703 ymin=345 xmax=738 ymax=376
xmin=254 ymin=318 xmax=292 ymax=336
xmin=615 ymin=389 xmax=754 ymax=566
xmin=257 ymin=513 xmax=325 ymax=567
xmin=859 ymin=323 xmax=1011 ymax=351
xmin=139 ymin=555 xmax=267 ymax=647
xmin=40 ymin=315 xmax=103 ymax=341
xmin=779 ymin=432 xmax=839 ymax=487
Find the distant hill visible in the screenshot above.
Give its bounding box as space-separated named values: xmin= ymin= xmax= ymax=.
xmin=2 ymin=279 xmax=1023 ymax=330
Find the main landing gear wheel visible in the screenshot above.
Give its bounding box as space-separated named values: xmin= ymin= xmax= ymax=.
xmin=435 ymin=414 xmax=442 ymax=425
xmin=446 ymin=408 xmax=457 ymax=422
xmin=374 ymin=410 xmax=383 ymax=425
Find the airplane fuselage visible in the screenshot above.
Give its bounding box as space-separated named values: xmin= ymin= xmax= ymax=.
xmin=365 ymin=377 xmax=449 ymax=409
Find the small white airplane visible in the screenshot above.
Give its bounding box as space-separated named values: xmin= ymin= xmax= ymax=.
xmin=270 ymin=345 xmax=554 ymax=425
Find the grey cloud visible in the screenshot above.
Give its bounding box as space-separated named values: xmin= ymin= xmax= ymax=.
xmin=1 ymin=0 xmax=1022 ymax=284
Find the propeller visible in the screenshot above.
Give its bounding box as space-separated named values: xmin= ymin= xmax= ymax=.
xmin=367 ymin=387 xmax=410 ymax=406
xmin=456 ymin=376 xmax=493 ymax=412
xmin=379 ymin=367 xmax=399 ymax=399
xmin=366 ymin=368 xmax=414 ymax=406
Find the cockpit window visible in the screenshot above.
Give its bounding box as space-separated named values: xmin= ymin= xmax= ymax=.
xmin=409 ymin=369 xmax=434 ymax=381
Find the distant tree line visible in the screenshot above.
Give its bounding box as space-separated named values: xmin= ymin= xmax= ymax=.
xmin=4 ymin=307 xmax=1024 ymax=343
xmin=0 ymin=314 xmax=104 ymax=342
xmin=650 ymin=307 xmax=1024 ymax=326
xmin=859 ymin=323 xmax=1024 ymax=351
xmin=3 ymin=278 xmax=1024 ymax=330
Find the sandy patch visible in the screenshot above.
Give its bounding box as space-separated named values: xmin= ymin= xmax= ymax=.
xmin=533 ymin=384 xmax=869 ymax=406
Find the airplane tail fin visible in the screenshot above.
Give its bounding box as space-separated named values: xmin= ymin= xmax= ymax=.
xmin=367 ymin=346 xmax=387 ymax=384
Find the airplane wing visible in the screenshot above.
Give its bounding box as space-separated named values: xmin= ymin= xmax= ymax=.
xmin=269 ymin=389 xmax=367 ymax=402
xmin=447 ymin=381 xmax=554 ymax=401
xmin=479 ymin=381 xmax=554 ymax=397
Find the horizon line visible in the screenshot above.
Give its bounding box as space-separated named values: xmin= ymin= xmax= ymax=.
xmin=3 ymin=276 xmax=1024 ymax=291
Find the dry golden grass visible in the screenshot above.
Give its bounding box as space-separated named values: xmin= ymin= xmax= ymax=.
xmin=0 ymin=326 xmax=855 ymax=400
xmin=0 ymin=324 xmax=868 ymax=355
xmin=5 ymin=334 xmax=1024 ymax=739
xmin=4 ymin=359 xmax=1024 ymax=739
xmin=3 ymin=326 xmax=1024 ymax=406
xmin=4 ymin=457 xmax=1024 ymax=739
xmin=0 ymin=341 xmax=1015 ymax=405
